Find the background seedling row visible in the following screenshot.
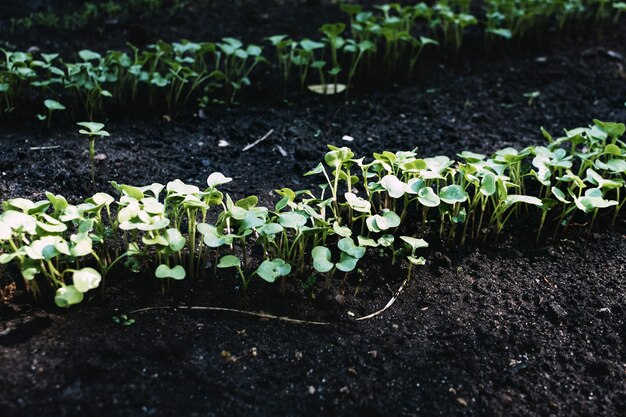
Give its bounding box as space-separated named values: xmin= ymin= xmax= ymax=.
xmin=1 ymin=0 xmax=624 ymax=121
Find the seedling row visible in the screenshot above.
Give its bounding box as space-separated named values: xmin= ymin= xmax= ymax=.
xmin=0 ymin=119 xmax=623 ymax=307
xmin=1 ymin=1 xmax=624 ymax=120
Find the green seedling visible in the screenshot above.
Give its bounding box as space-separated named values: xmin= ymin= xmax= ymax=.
xmin=217 ymin=255 xmax=247 ymax=289
xmin=217 ymin=254 xmax=291 ymax=292
xmin=112 ymin=314 xmax=135 ymax=326
xmin=77 ymin=122 xmax=110 ymax=182
xmin=37 ymin=99 xmax=65 ymax=127
xmin=524 ymin=90 xmax=540 ymax=106
xmin=400 ymin=236 xmax=428 ymax=280
xmin=312 ymin=236 xmax=365 ymax=288
xmin=319 ymin=23 xmax=346 ymax=94
xmin=0 ymin=119 xmax=623 ymax=308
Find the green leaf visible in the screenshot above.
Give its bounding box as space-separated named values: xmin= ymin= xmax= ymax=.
xmin=303 ymin=162 xmax=324 ymax=176
xmin=78 ymin=50 xmax=101 ymax=61
xmin=55 ymin=285 xmax=84 ymax=308
xmin=235 ymin=195 xmax=259 ymax=210
xmin=377 ymin=234 xmax=395 ymax=247
xmin=336 ymin=252 xmax=358 ymax=272
xmin=278 ymin=212 xmax=307 ymax=229
xmin=77 ymin=122 xmax=109 ymax=136
xmin=165 ymin=228 xmax=186 ymax=251
xmin=593 ymin=119 xmax=625 ymax=139
xmin=256 ymin=259 xmax=291 ymax=283
xmin=312 ymin=246 xmax=333 ymax=273
xmin=480 ymin=173 xmax=496 ymax=196
xmin=574 ymin=188 xmax=618 ymax=212
xmin=72 ymin=267 xmax=101 ymax=293
xmin=225 ymin=195 xmax=246 ymax=220
xmin=338 ymin=237 xmax=365 ymax=259
xmin=239 ymin=210 xmax=266 ymax=231
xmin=604 ymin=144 xmax=622 ymax=156
xmin=207 ymin=172 xmax=232 ymax=187
xmin=320 ymin=22 xmax=346 ymax=38
xmin=21 ymin=264 xmax=39 ymax=281
xmin=139 ymin=183 xmax=165 ymax=199
xmin=439 ymin=185 xmax=468 ymax=204
xmin=381 ymin=210 xmax=401 ymax=228
xmin=41 ymin=53 xmax=59 ymax=63
xmin=70 ymin=233 xmax=92 ymax=256
xmin=275 ymin=196 xmax=290 ymax=211
xmin=90 ymin=192 xmax=114 ymax=206
xmin=357 ymin=236 xmax=378 ymax=247
xmin=5 ymin=197 xmax=35 ymax=212
xmin=452 ymin=208 xmax=467 ymax=224
xmin=45 ymin=192 xmax=69 ymax=212
xmin=486 ymin=28 xmax=512 ymax=39
xmin=167 ymin=179 xmax=200 ymax=196
xmin=0 ymin=221 xmax=12 ymax=240
xmin=0 ymin=253 xmax=18 ymax=264
xmin=36 ymin=215 xmax=67 ymax=233
xmin=400 ymin=236 xmax=429 ymax=252
xmin=457 ymin=151 xmax=486 ymax=162
xmin=407 ymin=255 xmax=426 ymax=266
xmin=324 ymin=147 xmax=354 ymax=168
xmin=595 ymin=159 xmax=626 ymax=174
xmin=551 ymin=187 xmax=571 ymax=203
xmin=333 ymin=222 xmax=352 ymax=237
xmin=197 ymin=223 xmax=231 ymax=247
xmin=407 ymin=178 xmax=425 ymax=194
xmin=504 ymin=195 xmax=543 ymax=208
xmin=344 ymin=192 xmax=371 ymax=213
xmin=217 ymin=255 xmax=241 ymax=269
xmin=417 ymin=187 xmax=440 ymax=207
xmin=1 ymin=211 xmax=37 ymax=234
xmin=25 ymin=236 xmax=62 ymax=260
xmin=141 ymin=198 xmax=164 ymax=214
xmin=44 ymin=99 xmax=65 ymax=111
xmin=111 ymin=182 xmax=145 ymax=200
xmin=300 ymin=39 xmax=325 ymax=51
xmin=366 ymin=210 xmax=401 ymax=232
xmin=258 ymin=222 xmax=283 ymax=236
xmin=143 ymin=235 xmax=169 ymax=246
xmin=155 ymin=264 xmax=186 ymax=280
xmin=380 ymin=175 xmax=406 ymax=198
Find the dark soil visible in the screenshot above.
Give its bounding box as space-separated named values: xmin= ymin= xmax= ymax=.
xmin=1 ymin=1 xmax=626 ymax=417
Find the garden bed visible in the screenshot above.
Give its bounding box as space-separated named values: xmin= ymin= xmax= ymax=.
xmin=1 ymin=1 xmax=625 ymax=416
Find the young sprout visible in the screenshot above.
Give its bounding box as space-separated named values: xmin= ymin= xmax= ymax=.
xmin=77 ymin=122 xmax=110 ymax=182
xmin=217 ymin=255 xmax=247 ymax=290
xmin=37 ymin=99 xmax=65 ymax=128
xmin=112 ymin=314 xmax=135 ymax=326
xmin=400 ymin=236 xmax=428 ymax=281
xmin=524 ymin=90 xmax=540 ymax=106
xmin=54 ymin=267 xmax=102 ymax=308
xmin=312 ymin=236 xmax=365 ymax=289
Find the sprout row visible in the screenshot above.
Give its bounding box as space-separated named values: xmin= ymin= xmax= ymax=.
xmin=0 ymin=120 xmax=623 ymax=307
xmin=2 ymin=1 xmax=623 ymax=120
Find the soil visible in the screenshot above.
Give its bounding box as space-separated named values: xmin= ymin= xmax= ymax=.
xmin=1 ymin=1 xmax=626 ymax=417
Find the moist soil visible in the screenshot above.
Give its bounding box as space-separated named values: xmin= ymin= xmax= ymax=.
xmin=1 ymin=1 xmax=626 ymax=417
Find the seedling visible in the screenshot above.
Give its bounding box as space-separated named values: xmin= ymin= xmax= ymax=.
xmin=400 ymin=236 xmax=428 ymax=280
xmin=319 ymin=23 xmax=346 ymax=94
xmin=37 ymin=99 xmax=65 ymax=127
xmin=112 ymin=314 xmax=135 ymax=326
xmin=0 ymin=119 xmax=623 ymax=308
xmin=524 ymin=90 xmax=540 ymax=106
xmin=77 ymin=122 xmax=110 ymax=182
